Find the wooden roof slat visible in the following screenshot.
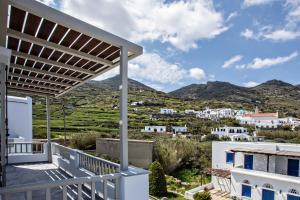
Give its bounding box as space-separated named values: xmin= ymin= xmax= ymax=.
xmin=11 ymin=63 xmax=82 ymax=82
xmin=9 ymin=72 xmax=72 ymax=87
xmin=7 ymin=28 xmax=114 ymax=67
xmin=8 ymin=79 xmax=63 ymax=92
xmin=8 ymin=84 xmax=56 ymax=96
xmin=12 ymin=50 xmax=95 ymax=75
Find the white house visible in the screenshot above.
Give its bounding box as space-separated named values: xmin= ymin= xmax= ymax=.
xmin=236 ymin=112 xmax=280 ymax=128
xmin=142 ymin=125 xmax=188 ymax=134
xmin=211 ymin=142 xmax=300 ymax=200
xmin=211 ymin=126 xmax=250 ymax=141
xmin=160 ymin=108 xmax=177 ymax=114
xmin=142 ymin=126 xmax=166 ymax=133
xmin=8 ymin=96 xmax=32 ymax=142
xmin=196 ymin=107 xmax=252 ymax=120
xmin=131 ymin=101 xmax=144 ymax=106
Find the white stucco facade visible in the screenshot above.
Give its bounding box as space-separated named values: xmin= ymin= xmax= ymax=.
xmin=160 ymin=108 xmax=176 ymax=114
xmin=211 ymin=126 xmax=250 ymax=141
xmin=8 ymin=96 xmax=33 ymax=142
xmin=212 ymin=142 xmax=300 ymax=200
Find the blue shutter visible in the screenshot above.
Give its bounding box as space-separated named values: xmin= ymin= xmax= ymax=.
xmin=226 ymin=152 xmax=234 ymax=163
xmin=288 ymin=159 xmax=299 ymax=177
xmin=288 ymin=194 xmax=300 ymax=200
xmin=244 ymin=155 xmax=253 ymax=170
xmin=262 ymin=189 xmax=274 ymax=200
xmin=241 ymin=185 xmax=251 ymax=197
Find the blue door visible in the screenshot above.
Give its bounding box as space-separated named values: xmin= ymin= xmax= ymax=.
xmin=288 ymin=159 xmax=299 ymax=177
xmin=244 ymin=155 xmax=253 ymax=170
xmin=288 ymin=194 xmax=300 ymax=200
xmin=262 ymin=189 xmax=274 ymax=200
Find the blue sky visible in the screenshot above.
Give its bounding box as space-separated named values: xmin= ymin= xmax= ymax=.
xmin=39 ymin=0 xmax=300 ymax=92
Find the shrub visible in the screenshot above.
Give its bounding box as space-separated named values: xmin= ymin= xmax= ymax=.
xmin=193 ymin=191 xmax=212 ymax=200
xmin=149 ymin=161 xmax=167 ymax=197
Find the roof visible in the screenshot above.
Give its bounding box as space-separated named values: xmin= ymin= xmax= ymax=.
xmin=203 ymin=168 xmax=231 ymax=179
xmin=242 ymin=113 xmax=278 ymax=118
xmin=231 ymin=147 xmax=300 ymax=157
xmin=0 ymin=0 xmax=142 ymax=97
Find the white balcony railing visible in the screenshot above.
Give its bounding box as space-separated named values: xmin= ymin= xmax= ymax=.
xmin=3 ymin=142 xmax=149 ymax=200
xmin=0 ymin=173 xmax=121 ymax=200
xmin=8 ymin=142 xmax=45 ymax=154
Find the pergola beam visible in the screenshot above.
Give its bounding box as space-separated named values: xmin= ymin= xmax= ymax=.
xmin=11 ymin=63 xmax=83 ymax=82
xmin=8 ymin=29 xmax=113 ymax=67
xmin=9 ymin=72 xmax=72 ymax=87
xmin=8 ymin=84 xmax=57 ymax=96
xmin=8 ymin=79 xmax=63 ymax=92
xmin=8 ymin=86 xmax=56 ymax=97
xmin=12 ymin=50 xmax=95 ymax=75
xmin=8 ymin=0 xmax=143 ymax=55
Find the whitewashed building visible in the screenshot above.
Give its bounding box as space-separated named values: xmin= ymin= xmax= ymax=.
xmin=142 ymin=125 xmax=188 ymax=134
xmin=8 ymin=96 xmax=32 ymax=142
xmin=196 ymin=107 xmax=252 ymax=120
xmin=211 ymin=142 xmax=300 ymax=200
xmin=236 ymin=112 xmax=281 ymax=129
xmin=160 ymin=108 xmax=177 ymax=114
xmin=211 ymin=126 xmax=250 ymax=141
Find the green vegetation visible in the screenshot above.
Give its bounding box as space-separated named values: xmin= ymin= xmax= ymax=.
xmin=257 ymin=130 xmax=300 ymax=142
xmin=193 ymin=192 xmax=212 ymax=200
xmin=149 ymin=161 xmax=167 ymax=197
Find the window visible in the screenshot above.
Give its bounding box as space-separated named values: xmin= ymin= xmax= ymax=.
xmin=242 ymin=184 xmax=251 ymax=198
xmin=226 ymin=152 xmax=234 ymax=164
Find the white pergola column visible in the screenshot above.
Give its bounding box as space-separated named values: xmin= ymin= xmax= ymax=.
xmin=119 ymin=45 xmax=128 ymax=171
xmin=0 ymin=47 xmax=11 ymax=187
xmin=46 ymin=96 xmax=52 ymax=163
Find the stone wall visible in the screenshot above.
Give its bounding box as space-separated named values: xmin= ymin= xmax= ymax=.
xmin=96 ymin=138 xmax=154 ymax=169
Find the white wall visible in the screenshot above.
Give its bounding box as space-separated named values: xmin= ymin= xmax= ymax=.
xmin=213 ymin=142 xmax=300 ymax=198
xmin=8 ymin=96 xmax=32 ymax=142
xmin=231 ymin=168 xmax=300 ymax=200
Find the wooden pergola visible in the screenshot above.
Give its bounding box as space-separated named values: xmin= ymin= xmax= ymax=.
xmin=0 ymin=0 xmax=142 ymax=186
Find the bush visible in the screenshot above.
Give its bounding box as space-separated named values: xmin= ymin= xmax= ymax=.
xmin=149 ymin=161 xmax=167 ymax=197
xmin=193 ymin=191 xmax=212 ymax=200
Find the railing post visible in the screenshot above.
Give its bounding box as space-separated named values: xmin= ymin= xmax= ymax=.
xmin=75 ymin=150 xmax=80 ymax=169
xmin=46 ymin=96 xmax=52 ymax=163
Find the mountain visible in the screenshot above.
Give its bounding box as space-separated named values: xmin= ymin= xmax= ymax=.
xmin=169 ymin=81 xmax=256 ymax=103
xmin=87 ymin=75 xmax=155 ymax=91
xmin=169 ymin=79 xmax=300 ymax=115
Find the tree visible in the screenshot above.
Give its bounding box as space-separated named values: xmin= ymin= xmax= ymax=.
xmin=193 ymin=192 xmax=212 ymax=200
xmin=149 ymin=161 xmax=167 ymax=197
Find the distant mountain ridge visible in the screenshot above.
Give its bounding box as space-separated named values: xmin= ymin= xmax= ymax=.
xmin=169 ymin=79 xmax=300 ymax=104
xmin=87 ymin=75 xmax=154 ymax=91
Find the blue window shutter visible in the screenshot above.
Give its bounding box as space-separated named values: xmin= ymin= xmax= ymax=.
xmin=226 ymin=152 xmax=234 ymax=163
xmin=288 ymin=194 xmax=300 ymax=200
xmin=244 ymin=155 xmax=253 ymax=170
xmin=242 ymin=185 xmax=251 ymax=197
xmin=288 ymin=159 xmax=299 ymax=177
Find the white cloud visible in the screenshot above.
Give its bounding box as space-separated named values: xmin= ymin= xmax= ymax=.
xmin=236 ymin=51 xmax=298 ymax=69
xmin=189 ymin=68 xmax=206 ymax=80
xmin=226 ymin=12 xmax=239 ymax=22
xmin=264 ymin=29 xmax=300 ymax=41
xmin=59 ymin=0 xmax=227 ymax=51
xmin=243 ymin=0 xmax=274 ymax=7
xmin=240 ymin=27 xmax=300 ymax=41
xmin=222 ymin=55 xmax=243 ymax=68
xmin=244 ymin=81 xmax=259 ymax=87
xmin=94 ymin=52 xmax=207 ymax=87
xmin=240 ymin=29 xmax=255 ymax=39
